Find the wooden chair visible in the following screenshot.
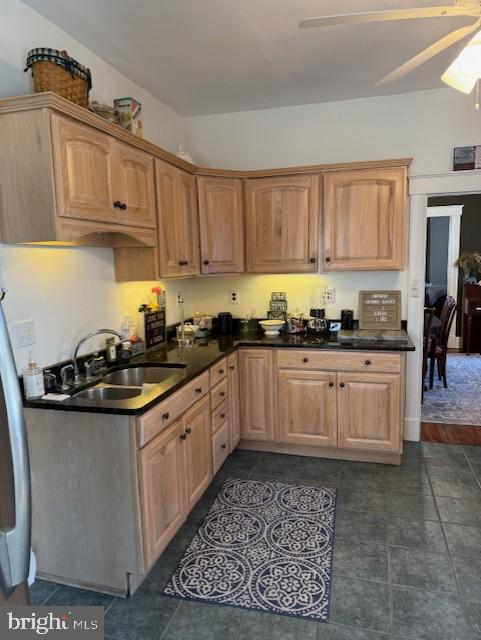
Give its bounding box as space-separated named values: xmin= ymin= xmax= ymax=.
xmin=431 ymin=296 xmax=457 ymax=389
xmin=422 ymin=307 xmax=436 ymax=402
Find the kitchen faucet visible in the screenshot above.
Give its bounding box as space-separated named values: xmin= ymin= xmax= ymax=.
xmin=72 ymin=329 xmax=122 ymax=384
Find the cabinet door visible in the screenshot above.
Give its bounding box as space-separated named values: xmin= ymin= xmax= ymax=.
xmin=198 ymin=177 xmax=244 ymax=274
xmin=183 ymin=396 xmax=212 ymax=509
xmin=245 ymin=174 xmax=319 ymax=273
xmin=239 ymin=349 xmax=274 ymax=441
xmin=323 ymin=167 xmax=406 ymax=270
xmin=52 ymin=115 xmax=116 ymax=223
xmin=228 ymin=352 xmax=241 ymax=451
xmin=156 ymin=160 xmax=199 ymax=277
xmin=337 ymin=372 xmax=401 ymax=452
xmin=278 ymin=370 xmax=337 ymax=447
xmin=138 ymin=420 xmax=187 ymax=568
xmin=115 ymin=142 xmax=156 ymax=228
xmin=177 ymin=171 xmax=200 ymax=276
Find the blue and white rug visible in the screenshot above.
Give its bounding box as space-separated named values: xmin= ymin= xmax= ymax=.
xmin=163 ymin=477 xmax=336 ymax=621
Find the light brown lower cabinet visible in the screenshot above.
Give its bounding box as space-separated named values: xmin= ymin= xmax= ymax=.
xmin=183 ymin=396 xmax=213 ymax=509
xmin=278 ymin=369 xmax=337 ymax=447
xmin=228 ymin=351 xmax=241 ymax=451
xmin=337 ymin=372 xmax=401 ymax=451
xmin=138 ymin=419 xmax=187 ymax=568
xmin=239 ymin=349 xmax=274 ymax=441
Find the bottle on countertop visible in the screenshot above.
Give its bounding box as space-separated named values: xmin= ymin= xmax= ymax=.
xmin=43 ymin=369 xmax=57 ymax=393
xmin=106 ymin=336 xmax=117 ymax=363
xmin=119 ymin=341 xmax=133 ymax=362
xmin=23 ymin=354 xmax=45 ymax=399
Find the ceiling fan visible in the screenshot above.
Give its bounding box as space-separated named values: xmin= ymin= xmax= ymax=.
xmin=299 ymin=1 xmax=481 ymax=92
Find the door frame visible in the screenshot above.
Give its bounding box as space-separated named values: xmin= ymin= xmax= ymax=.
xmin=406 ymin=170 xmax=481 ymax=441
xmin=426 ymin=204 xmax=463 ymax=348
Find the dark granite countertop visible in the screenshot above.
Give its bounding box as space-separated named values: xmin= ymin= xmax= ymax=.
xmin=23 ymin=330 xmax=414 ymax=416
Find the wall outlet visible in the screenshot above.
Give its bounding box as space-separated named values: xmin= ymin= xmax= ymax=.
xmin=13 ymin=319 xmax=36 ymax=348
xmin=176 ymin=293 xmax=184 ymax=304
xmin=229 ymin=289 xmax=240 ymax=305
xmin=323 ymin=287 xmax=336 ymax=305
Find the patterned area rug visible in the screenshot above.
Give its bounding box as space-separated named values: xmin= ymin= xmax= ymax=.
xmin=163 ymin=477 xmax=336 ymax=621
xmin=422 ymin=354 xmax=481 ymax=425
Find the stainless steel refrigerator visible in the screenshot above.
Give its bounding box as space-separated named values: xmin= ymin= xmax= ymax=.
xmin=0 ymin=293 xmax=32 ymax=605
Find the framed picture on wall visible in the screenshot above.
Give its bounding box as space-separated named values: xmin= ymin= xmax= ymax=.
xmin=453 ymin=146 xmax=481 ymax=171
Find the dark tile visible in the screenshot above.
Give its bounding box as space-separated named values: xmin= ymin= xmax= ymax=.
xmin=294 ymin=457 xmax=340 ymax=486
xmin=221 ymin=450 xmax=260 ymax=474
xmin=430 ymin=476 xmax=481 ymax=501
xmin=425 ymin=458 xmax=471 ymax=475
xmin=29 ymin=579 xmax=59 ymax=605
xmin=105 ymin=590 xmax=178 ymax=640
xmin=188 ymin=492 xmax=216 ymax=523
xmin=334 ymin=538 xmax=388 ymax=581
xmin=389 ymin=546 xmax=457 ymax=593
xmin=140 ymin=546 xmax=182 ymax=593
xmin=335 ymin=509 xmax=387 ymax=543
xmin=453 ymin=555 xmax=481 ymax=599
xmin=387 ymin=515 xmax=447 ymax=551
xmin=421 ymin=442 xmax=466 ymax=460
xmin=168 ymin=520 xmax=200 ymax=553
xmin=436 ymin=497 xmax=481 ymax=525
xmin=317 ymin=625 xmax=390 ymax=639
xmin=337 ymin=466 xmax=385 ymax=491
xmin=251 ymin=453 xmax=301 ymax=480
xmin=164 ymin=600 xmax=246 ymax=640
xmin=402 ymin=441 xmax=423 ymax=460
xmin=392 ymin=586 xmax=470 ymax=640
xmin=386 ymin=491 xmax=438 ymax=520
xmin=239 ymin=609 xmax=316 ymax=640
xmin=384 ymin=466 xmax=432 ymax=495
xmin=463 ymin=445 xmax=481 ymax=463
xmin=444 ymin=522 xmax=481 ymax=557
xmin=337 ymin=487 xmax=386 ymax=513
xmin=45 ymin=584 xmax=114 ymax=608
xmin=329 ymin=576 xmax=391 ymax=633
xmin=465 ymin=600 xmax=481 ymax=637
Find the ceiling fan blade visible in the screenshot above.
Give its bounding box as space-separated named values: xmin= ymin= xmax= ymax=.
xmin=299 ymin=6 xmax=477 ymax=29
xmin=376 ymin=18 xmax=481 ymax=85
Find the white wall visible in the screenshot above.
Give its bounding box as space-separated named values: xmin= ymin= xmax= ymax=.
xmin=186 ymin=87 xmax=479 ymax=175
xmin=0 ymin=0 xmax=192 ymax=370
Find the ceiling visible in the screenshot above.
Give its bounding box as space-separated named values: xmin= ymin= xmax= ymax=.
xmin=22 ymin=0 xmax=477 ymax=116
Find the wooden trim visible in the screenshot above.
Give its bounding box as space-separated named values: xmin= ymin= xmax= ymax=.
xmin=237 ymin=439 xmax=401 ymax=465
xmin=0 ymin=94 xmax=412 ymax=179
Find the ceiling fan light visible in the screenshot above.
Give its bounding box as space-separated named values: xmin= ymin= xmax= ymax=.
xmin=442 ymin=60 xmax=478 ymax=93
xmin=441 ymin=29 xmax=481 ymax=93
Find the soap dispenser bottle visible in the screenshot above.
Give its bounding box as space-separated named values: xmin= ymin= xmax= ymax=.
xmin=23 ymin=354 xmax=45 ymax=399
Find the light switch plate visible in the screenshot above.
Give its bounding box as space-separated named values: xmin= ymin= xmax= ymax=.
xmin=13 ymin=319 xmax=36 ymax=348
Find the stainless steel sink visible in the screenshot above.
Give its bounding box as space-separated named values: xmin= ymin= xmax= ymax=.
xmin=102 ymin=366 xmax=184 ymax=386
xmin=74 ymin=386 xmax=142 ymax=401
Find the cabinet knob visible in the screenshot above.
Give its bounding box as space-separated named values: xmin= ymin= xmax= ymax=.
xmin=340 ymin=382 xmax=345 ymax=388
xmin=220 ymin=413 xmax=226 ymax=419
xmin=203 ymin=260 xmax=210 ymax=265
xmin=219 ymin=369 xmax=225 ymax=374
xmin=178 ymin=260 xmax=188 ymax=266
xmin=180 ymin=433 xmax=187 ymax=440
xmin=221 ymin=444 xmax=227 ymax=450
xmin=329 ymin=382 xmax=334 ymax=387
xmin=325 ymin=256 xmax=331 ymax=263
xmin=162 ymin=412 xmax=170 ymax=420
xmin=230 ymin=365 xmax=235 ymax=370
xmin=113 ymin=200 xmax=123 ymax=209
xmin=310 ymin=258 xmax=316 ymax=264
xmin=185 ymin=427 xmax=192 ymax=434
xmin=303 ymin=357 xmax=309 ymax=363
xmin=195 ymin=387 xmax=202 ymax=393
xmin=121 ymin=202 xmax=127 ymax=210
xmin=365 ymin=359 xmax=372 ymax=366
xmin=220 ymin=391 xmax=225 ymax=397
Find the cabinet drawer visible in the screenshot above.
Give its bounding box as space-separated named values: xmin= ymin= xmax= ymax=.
xmin=212 ymin=421 xmax=229 ymax=475
xmin=210 ymin=378 xmax=228 ymax=410
xmin=212 ymin=399 xmax=229 ymax=434
xmin=210 ymin=357 xmax=228 ymax=388
xmin=276 ymin=350 xmax=401 ymax=373
xmin=137 ymin=372 xmax=209 ymax=447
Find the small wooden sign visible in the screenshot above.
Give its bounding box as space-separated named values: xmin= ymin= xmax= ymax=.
xmin=359 ymin=290 xmax=401 ymax=331
xmin=143 ymin=310 xmax=166 ymax=349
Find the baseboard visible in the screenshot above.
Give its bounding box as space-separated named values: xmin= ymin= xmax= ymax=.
xmin=404 ymin=417 xmax=421 ymax=442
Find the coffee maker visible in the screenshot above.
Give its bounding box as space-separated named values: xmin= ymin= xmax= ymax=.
xmin=307 ymin=308 xmax=329 ymax=335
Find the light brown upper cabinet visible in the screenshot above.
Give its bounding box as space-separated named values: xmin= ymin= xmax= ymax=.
xmin=323 ymin=167 xmax=407 ymax=271
xmin=156 ymin=159 xmax=200 ymax=277
xmin=52 ymin=115 xmax=156 ymax=229
xmin=197 ymin=177 xmax=244 ymax=274
xmin=245 ymin=174 xmax=320 ymax=273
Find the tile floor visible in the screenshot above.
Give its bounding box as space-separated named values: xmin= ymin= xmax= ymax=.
xmin=30 ymin=443 xmax=481 ymax=639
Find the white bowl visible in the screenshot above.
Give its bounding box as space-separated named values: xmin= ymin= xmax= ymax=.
xmin=259 ymin=319 xmax=285 ymax=336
